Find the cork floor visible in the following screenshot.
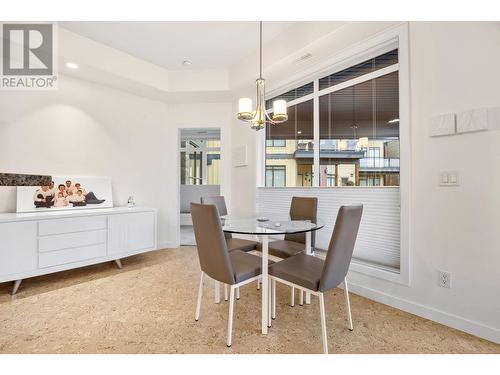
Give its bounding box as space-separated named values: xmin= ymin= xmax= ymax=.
xmin=0 ymin=247 xmax=498 ymax=354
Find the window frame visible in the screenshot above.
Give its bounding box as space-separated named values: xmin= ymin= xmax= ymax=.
xmin=256 ymin=23 xmax=411 ymax=286
xmin=265 ymin=165 xmax=286 ymax=187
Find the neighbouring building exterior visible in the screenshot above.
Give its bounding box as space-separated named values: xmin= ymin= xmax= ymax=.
xmin=265 ymin=138 xmax=400 ymax=187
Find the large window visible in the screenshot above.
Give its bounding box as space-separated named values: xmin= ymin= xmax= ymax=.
xmin=265 ymin=49 xmax=400 ymax=188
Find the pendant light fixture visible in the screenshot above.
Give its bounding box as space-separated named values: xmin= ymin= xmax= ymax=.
xmin=237 ymin=22 xmax=288 ymax=130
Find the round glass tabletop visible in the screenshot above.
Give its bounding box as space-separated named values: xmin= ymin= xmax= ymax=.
xmin=221 ymin=215 xmax=324 ymax=235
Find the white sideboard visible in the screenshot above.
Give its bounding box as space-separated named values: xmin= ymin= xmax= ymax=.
xmin=0 ymin=206 xmax=157 ymax=294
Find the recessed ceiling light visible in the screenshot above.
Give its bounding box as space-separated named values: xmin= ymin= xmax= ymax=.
xmin=387 ymin=118 xmax=400 ymax=124
xmin=297 ymin=131 xmax=302 ymax=134
xmin=66 ymin=62 xmax=79 ymax=70
xmin=182 ymin=59 xmax=192 ymax=66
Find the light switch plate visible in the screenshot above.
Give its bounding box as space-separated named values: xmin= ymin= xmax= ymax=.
xmin=440 ymin=171 xmax=459 ymax=187
xmin=429 ymin=113 xmax=456 ymax=137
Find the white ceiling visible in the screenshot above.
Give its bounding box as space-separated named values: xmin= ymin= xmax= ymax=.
xmin=60 ymin=21 xmax=295 ymax=70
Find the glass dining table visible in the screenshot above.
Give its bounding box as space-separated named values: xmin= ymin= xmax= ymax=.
xmin=221 ymin=215 xmax=324 ymax=335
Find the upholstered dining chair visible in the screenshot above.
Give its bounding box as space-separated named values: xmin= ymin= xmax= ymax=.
xmin=200 ymin=196 xmax=259 ymax=302
xmin=268 ymin=205 xmax=363 ymax=354
xmin=200 ymin=196 xmax=258 ymax=252
xmin=256 ymin=196 xmax=318 ymax=306
xmin=191 ymin=202 xmax=270 ymax=347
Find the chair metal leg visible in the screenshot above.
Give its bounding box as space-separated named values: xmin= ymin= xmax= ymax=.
xmin=236 ymin=287 xmax=240 ymax=300
xmin=272 ymin=279 xmax=276 ymax=320
xmin=261 ymin=235 xmax=269 ymax=334
xmin=319 ymin=293 xmax=328 ymax=354
xmin=227 ymin=285 xmax=235 ymax=347
xmin=214 ymin=281 xmax=221 ymax=304
xmin=267 ymin=277 xmax=272 ymax=327
xmin=195 ymin=272 xmax=204 ymax=321
xmin=305 ymin=232 xmax=312 ymax=304
xmin=299 ymin=289 xmax=304 ymax=306
xmin=344 ymin=278 xmax=353 ymax=331
xmin=224 ymin=284 xmax=228 ymax=301
xmin=290 ymin=286 xmax=295 ymax=307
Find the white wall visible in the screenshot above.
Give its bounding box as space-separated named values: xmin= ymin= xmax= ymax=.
xmin=0 ymin=76 xmax=234 ymax=249
xmin=230 ymin=22 xmax=500 ymax=343
xmin=0 ymin=75 xmax=176 ymax=245
xmin=0 ymin=75 xmax=230 ymax=251
xmin=351 ymin=21 xmax=500 ymax=342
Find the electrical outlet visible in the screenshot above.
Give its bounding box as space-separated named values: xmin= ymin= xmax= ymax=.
xmin=439 ymin=270 xmax=452 ymax=288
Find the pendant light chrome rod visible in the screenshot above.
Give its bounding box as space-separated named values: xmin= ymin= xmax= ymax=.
xmin=259 ymin=21 xmax=263 ymax=79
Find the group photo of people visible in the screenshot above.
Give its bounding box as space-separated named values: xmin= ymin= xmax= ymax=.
xmin=33 ymin=179 xmax=105 ymax=208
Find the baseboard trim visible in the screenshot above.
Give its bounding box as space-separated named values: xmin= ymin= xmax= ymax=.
xmin=347 ymin=282 xmax=500 ymax=344
xmin=157 ymin=241 xmax=179 ymax=250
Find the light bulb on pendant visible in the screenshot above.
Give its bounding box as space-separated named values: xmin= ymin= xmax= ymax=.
xmin=272 ymin=100 xmax=288 ymax=122
xmin=238 ymin=98 xmax=253 ymax=121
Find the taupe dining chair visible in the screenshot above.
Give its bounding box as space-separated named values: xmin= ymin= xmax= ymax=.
xmin=191 ymin=202 xmax=269 ymax=347
xmin=256 ymin=196 xmax=318 ymax=306
xmin=200 ymin=196 xmax=258 ymax=252
xmin=268 ymin=205 xmax=363 ymax=354
xmin=200 ymin=196 xmax=259 ymax=302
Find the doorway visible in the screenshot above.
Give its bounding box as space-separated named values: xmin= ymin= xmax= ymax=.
xmin=179 ymin=128 xmax=221 ymax=246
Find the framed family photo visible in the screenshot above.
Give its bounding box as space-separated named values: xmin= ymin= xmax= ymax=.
xmin=16 ymin=176 xmax=113 ymax=213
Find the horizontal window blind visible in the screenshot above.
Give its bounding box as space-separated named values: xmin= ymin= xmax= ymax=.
xmin=265 ymin=82 xmax=314 ymax=110
xmin=256 ymin=187 xmax=400 ymax=271
xmin=318 ymin=49 xmax=398 ymax=90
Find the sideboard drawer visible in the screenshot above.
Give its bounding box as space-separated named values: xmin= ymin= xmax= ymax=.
xmin=39 ymin=243 xmax=106 ymax=268
xmin=39 ymin=216 xmax=107 ymax=236
xmin=38 ymin=229 xmax=106 ymax=253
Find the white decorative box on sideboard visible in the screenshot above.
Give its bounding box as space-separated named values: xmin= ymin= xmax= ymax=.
xmin=0 ymin=207 xmax=157 ymax=294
